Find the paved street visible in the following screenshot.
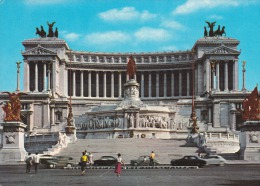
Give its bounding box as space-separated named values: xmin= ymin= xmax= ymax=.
xmin=0 ymin=165 xmax=260 ymax=186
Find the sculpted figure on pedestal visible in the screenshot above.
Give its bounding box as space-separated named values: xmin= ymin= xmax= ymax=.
xmin=2 ymin=92 xmax=27 ymax=122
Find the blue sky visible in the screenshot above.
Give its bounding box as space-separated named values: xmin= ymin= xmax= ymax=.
xmin=0 ymin=0 xmax=259 ymax=91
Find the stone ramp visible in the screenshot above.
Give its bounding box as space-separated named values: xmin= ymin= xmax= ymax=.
xmin=57 ymin=139 xmax=199 ymax=164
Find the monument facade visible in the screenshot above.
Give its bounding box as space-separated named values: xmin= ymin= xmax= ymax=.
xmin=0 ymin=22 xmax=253 ymax=154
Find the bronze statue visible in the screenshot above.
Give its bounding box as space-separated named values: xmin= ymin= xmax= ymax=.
xmin=54 ymin=27 xmax=58 ymax=38
xmin=238 ymin=87 xmax=260 ymax=121
xmin=219 ymin=26 xmax=226 ymax=36
xmin=40 ymin=25 xmax=46 ymax=37
xmin=204 ymin=21 xmax=226 ymax=37
xmin=36 ymin=26 xmax=46 ymax=38
xmin=127 ymin=56 xmax=136 ymax=79
xmin=204 ymin=26 xmax=208 ymax=37
xmin=205 ymin=21 xmax=216 ymax=37
xmin=1 ymin=92 xmax=27 ymax=122
xmin=214 ymin=25 xmax=221 ymax=36
xmin=47 ymin=21 xmax=56 ymax=37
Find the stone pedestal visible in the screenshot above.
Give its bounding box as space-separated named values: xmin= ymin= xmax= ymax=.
xmin=0 ymin=122 xmax=27 ymax=164
xmin=65 ymin=125 xmax=77 ymax=143
xmin=239 ymin=121 xmax=260 ymax=160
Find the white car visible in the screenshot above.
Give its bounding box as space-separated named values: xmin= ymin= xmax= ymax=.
xmin=203 ymin=155 xmax=227 ymax=166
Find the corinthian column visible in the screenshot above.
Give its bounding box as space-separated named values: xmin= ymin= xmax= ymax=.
xmin=73 ymin=70 xmax=76 ymax=96
xmin=35 ymin=63 xmax=38 ymax=92
xmin=164 ymin=72 xmax=167 ymax=97
xmin=103 ymin=72 xmax=107 ymax=98
xmin=118 ymin=72 xmax=122 ymax=98
xmin=111 ymin=72 xmax=114 ymax=98
xmin=141 ymin=72 xmax=144 ymax=98
xmin=80 ymin=71 xmax=84 ymax=97
xmin=224 ymin=61 xmax=229 ymax=91
xmin=156 ymin=72 xmax=159 ymax=97
xmin=88 ymin=71 xmax=91 ymax=97
xmin=96 ymin=71 xmax=99 ymax=97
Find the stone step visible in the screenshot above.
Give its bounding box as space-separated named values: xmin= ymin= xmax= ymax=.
xmin=56 ymin=139 xmax=199 ymax=164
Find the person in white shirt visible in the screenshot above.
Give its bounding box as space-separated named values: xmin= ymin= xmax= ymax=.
xmin=89 ymin=152 xmax=94 ymax=167
xmin=33 ymin=152 xmax=40 ymax=174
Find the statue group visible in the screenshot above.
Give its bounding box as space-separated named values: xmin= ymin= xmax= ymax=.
xmin=36 ymin=21 xmax=58 ymax=38
xmin=204 ymin=21 xmax=226 ymax=37
xmin=1 ymin=92 xmax=27 ymax=122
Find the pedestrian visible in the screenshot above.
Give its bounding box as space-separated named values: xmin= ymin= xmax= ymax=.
xmin=33 ymin=152 xmax=40 ymax=174
xmin=80 ymin=151 xmax=88 ymax=175
xmin=88 ymin=152 xmax=94 ymax=167
xmin=114 ymin=153 xmax=125 ymax=177
xmin=149 ymin=151 xmax=155 ymax=166
xmin=24 ymin=152 xmax=33 ymax=173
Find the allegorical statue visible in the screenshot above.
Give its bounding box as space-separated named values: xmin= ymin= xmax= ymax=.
xmin=205 ymin=21 xmax=216 ymax=37
xmin=54 ymin=27 xmax=58 ymax=38
xmin=36 ymin=25 xmax=46 ymax=38
xmin=1 ymin=92 xmax=27 ymax=122
xmin=47 ymin=21 xmax=56 ymax=37
xmin=238 ymin=86 xmax=260 ymax=121
xmin=204 ymin=21 xmax=226 ymax=37
xmin=127 ymin=55 xmax=136 ymax=79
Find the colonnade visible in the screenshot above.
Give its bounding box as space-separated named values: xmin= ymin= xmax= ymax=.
xmin=206 ymin=59 xmax=238 ymax=92
xmin=67 ymin=70 xmax=192 ymax=98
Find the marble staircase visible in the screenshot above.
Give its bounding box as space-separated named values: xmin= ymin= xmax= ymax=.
xmin=56 ymin=138 xmax=199 ymax=164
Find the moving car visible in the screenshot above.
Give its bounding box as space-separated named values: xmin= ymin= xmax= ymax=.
xmin=171 ymin=155 xmax=207 ymax=168
xmin=94 ymin=156 xmax=117 ymax=166
xmin=130 ymin=155 xmax=159 ymax=166
xmin=203 ymin=155 xmax=227 ymax=166
xmin=41 ymin=156 xmax=76 ymax=168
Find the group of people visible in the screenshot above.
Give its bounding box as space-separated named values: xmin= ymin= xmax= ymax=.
xmin=24 ymin=152 xmax=40 ymax=174
xmin=79 ymin=150 xmax=156 ymax=177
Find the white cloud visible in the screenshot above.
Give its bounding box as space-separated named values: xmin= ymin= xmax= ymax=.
xmin=84 ymin=31 xmax=130 ymax=45
xmin=134 ymin=27 xmax=171 ymax=42
xmin=160 ymin=20 xmax=184 ymax=30
xmin=173 ymin=0 xmax=247 ymax=15
xmin=209 ymin=15 xmax=223 ymax=20
xmin=99 ymin=7 xmax=156 ymax=21
xmin=161 ymin=45 xmax=178 ymax=51
xmin=63 ymin=33 xmax=80 ymax=42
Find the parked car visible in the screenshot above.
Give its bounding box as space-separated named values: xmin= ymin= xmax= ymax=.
xmin=203 ymin=155 xmax=227 ymax=166
xmin=93 ymin=156 xmax=117 ymax=166
xmin=130 ymin=155 xmax=159 ymax=166
xmin=41 ymin=156 xmax=76 ymax=168
xmin=171 ymin=155 xmax=207 ymax=168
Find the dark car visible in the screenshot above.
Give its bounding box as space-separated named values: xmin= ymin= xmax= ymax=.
xmin=130 ymin=155 xmax=159 ymax=166
xmin=41 ymin=156 xmax=77 ymax=168
xmin=94 ymin=156 xmax=117 ymax=166
xmin=171 ymin=155 xmax=207 ymax=168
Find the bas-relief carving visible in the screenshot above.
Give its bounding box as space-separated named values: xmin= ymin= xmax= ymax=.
xmin=5 ymin=134 xmax=16 ymax=144
xmin=76 ymin=115 xmax=188 ymax=130
xmin=249 ymin=133 xmax=258 ymax=143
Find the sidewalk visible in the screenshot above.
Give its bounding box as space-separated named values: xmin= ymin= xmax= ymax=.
xmin=226 ymin=160 xmax=260 ymax=165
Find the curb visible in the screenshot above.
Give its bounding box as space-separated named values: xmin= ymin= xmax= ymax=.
xmin=63 ymin=166 xmax=199 ymax=170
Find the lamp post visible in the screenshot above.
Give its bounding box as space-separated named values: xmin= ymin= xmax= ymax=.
xmin=242 ymin=61 xmax=246 ymax=91
xmin=16 ymin=61 xmax=22 ymax=92
xmin=190 ymin=58 xmax=198 ymax=134
xmin=65 ymin=49 xmax=76 ymax=136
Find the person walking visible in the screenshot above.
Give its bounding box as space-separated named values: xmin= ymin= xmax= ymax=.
xmin=24 ymin=152 xmax=33 ymax=173
xmin=88 ymin=152 xmax=94 ymax=167
xmin=149 ymin=151 xmax=155 ymax=166
xmin=114 ymin=153 xmax=125 ymax=177
xmin=33 ymin=152 xmax=40 ymax=174
xmin=80 ymin=151 xmax=88 ymax=175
